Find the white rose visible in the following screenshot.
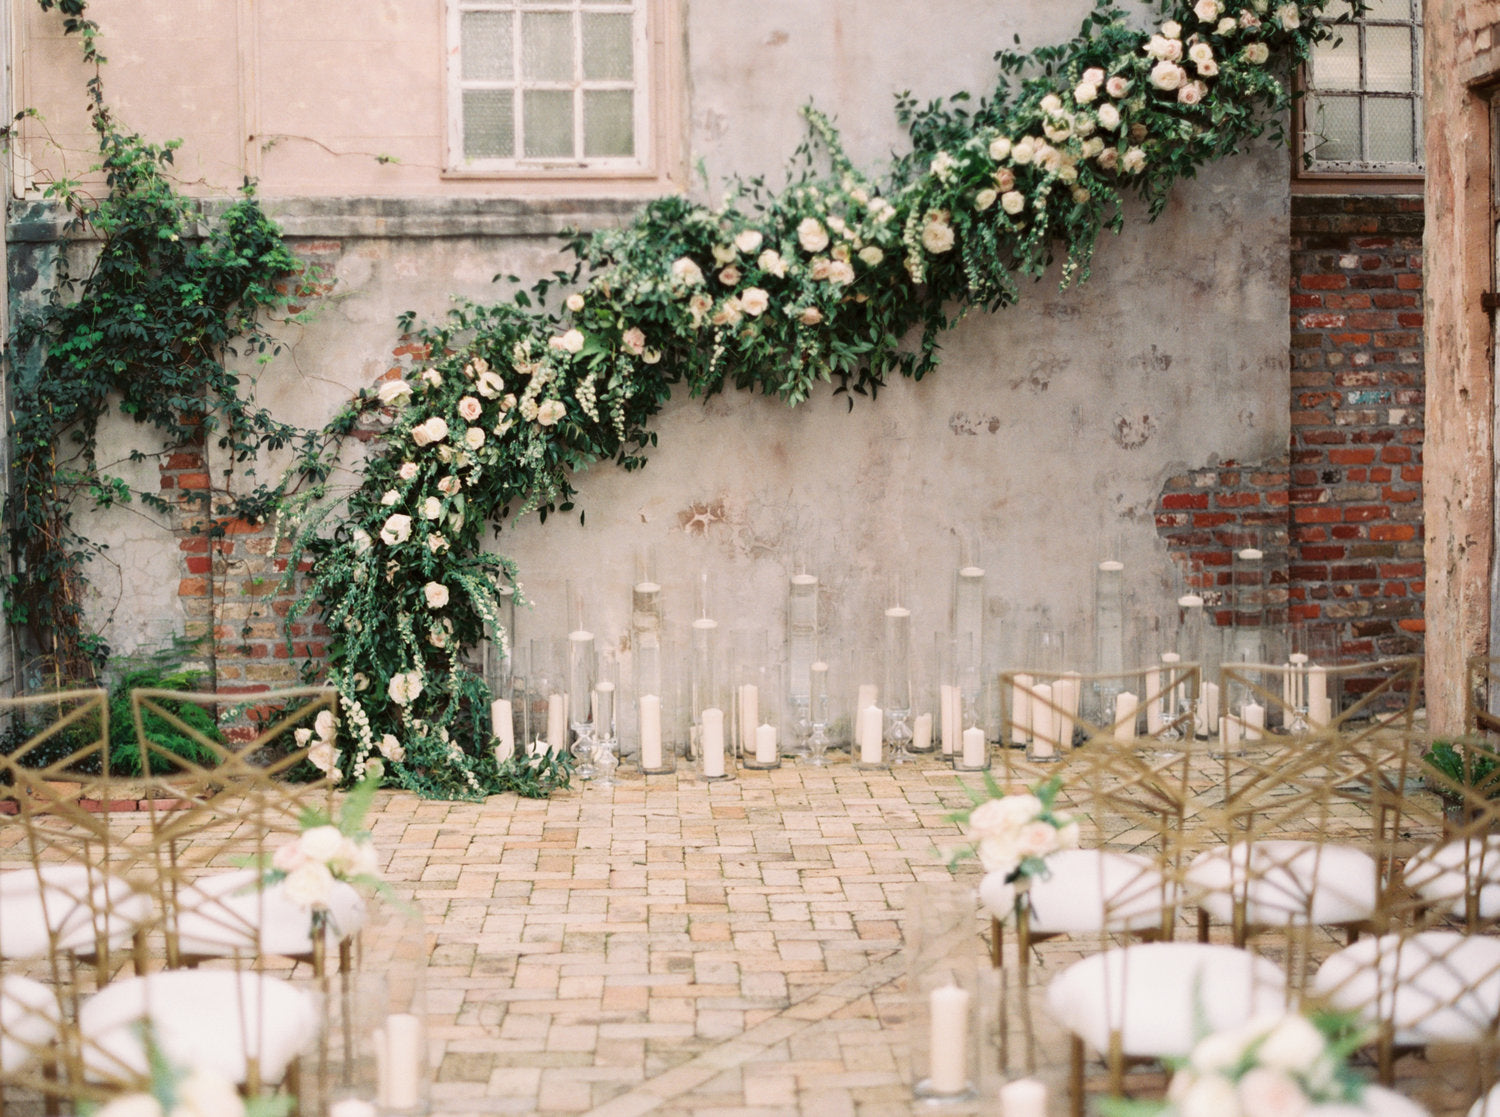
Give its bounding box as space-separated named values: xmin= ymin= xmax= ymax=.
xmin=1151 ymin=60 xmax=1186 ymax=90
xmin=711 ymin=243 xmax=735 ymax=266
xmin=299 ymin=824 xmax=346 ymax=862
xmin=436 ymin=475 xmax=460 ymax=496
xmin=1072 ymin=185 xmax=1090 ymax=204
xmin=552 ymin=329 xmax=585 ymax=354
xmin=397 ymin=462 xmax=418 ymax=481
xmin=457 ymin=396 xmax=482 ymax=422
xmin=1074 ymin=81 xmax=1098 ymax=104
xmin=1275 ymin=3 xmax=1300 ymax=28
xmin=988 ymin=136 xmax=1012 ymax=162
xmin=738 ymin=287 xmax=770 ymax=316
xmin=1255 ymin=1014 xmax=1326 ymax=1075
xmin=174 ymin=1069 xmax=246 ymax=1117
xmin=977 ymin=836 xmax=1021 ymax=877
xmin=670 ymin=256 xmax=704 ymax=285
xmin=978 ymin=872 xmax=1018 ymax=921
xmin=464 ymin=426 xmax=485 ymax=450
xmin=426 ymin=533 xmax=448 ymax=554
xmin=1001 ymin=190 xmax=1026 ymax=215
xmin=734 ymin=229 xmax=763 ymax=254
xmin=1236 ymin=1069 xmax=1308 ymax=1117
xmin=1197 ymin=57 xmax=1219 ymax=77
xmin=1082 ymin=67 xmax=1105 ymax=86
xmin=1190 ymin=42 xmax=1215 ymax=67
xmin=1054 ymin=820 xmax=1081 ymax=849
xmin=857 ymin=245 xmax=884 ymax=267
xmin=1017 ymin=821 xmax=1060 ymax=858
xmin=1189 ymin=1028 xmax=1253 ymax=1074
xmin=1162 ymin=19 xmax=1182 ymax=38
xmin=1106 ymin=75 xmax=1130 ymax=98
xmin=1040 ymin=93 xmax=1063 ymax=114
xmin=1122 ymin=146 xmax=1147 ymax=173
xmin=1175 ymin=1072 xmax=1243 ymax=1117
xmin=387 ymin=669 xmax=422 ymax=706
xmin=965 ymin=798 xmax=1016 ymax=841
xmin=1097 ymin=147 xmax=1119 ymax=170
xmin=621 ymin=326 xmax=647 ymax=355
xmin=920 ymin=215 xmax=955 ymax=254
xmin=798 ymin=306 xmax=823 ymax=326
xmin=1011 ymin=138 xmax=1036 ymax=164
xmin=95 ymin=1095 xmax=166 ymax=1117
xmin=272 ymin=840 xmax=307 ymax=873
xmin=421 ymin=496 xmax=442 ymax=520
xmin=379 ymin=514 xmax=412 ymax=545
xmin=353 ymin=672 xmax=370 ymax=691
xmin=757 ymin=249 xmax=787 ymax=278
xmin=1057 ymin=162 xmax=1078 ymax=183
xmin=1195 ymin=0 xmax=1221 ymax=20
xmin=718 ymin=264 xmax=742 ymax=287
xmin=796 ymin=217 xmax=829 ymax=253
xmin=476 ymin=369 xmax=505 ymax=398
xmin=351 ymin=528 xmax=373 ymax=555
xmin=423 ymin=581 xmax=450 ymax=609
xmin=1243 ymin=42 xmax=1270 ymax=64
xmin=994 ymin=167 xmax=1016 ymax=190
xmin=314 ymin=709 xmax=335 ymax=741
xmin=380 ymin=489 xmax=399 ymax=506
xmin=420 ymin=368 xmax=442 ymax=388
xmin=1218 ymin=16 xmax=1237 ymax=34
xmin=1081 ymin=137 xmax=1105 ymax=159
xmin=376 ymin=379 xmax=412 ymax=406
xmin=537 ymin=399 xmax=567 ymax=427
xmin=379 ymin=733 xmax=406 ymax=762
xmin=995 ymin=793 xmax=1044 ymax=826
xmin=283 ymin=860 xmax=335 ymax=910
xmin=1178 ymin=80 xmax=1207 ymax=104
xmin=411 ymin=416 xmax=448 ymax=447
xmin=975 ymin=188 xmax=997 ymax=211
xmin=565 ymin=292 xmax=585 ymax=312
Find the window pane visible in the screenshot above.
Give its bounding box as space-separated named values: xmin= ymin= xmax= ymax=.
xmin=1365 ymin=26 xmax=1414 ymax=91
xmin=1361 ymin=0 xmax=1411 ymax=18
xmin=523 ymin=89 xmax=574 ymax=157
xmin=464 ymin=89 xmax=515 ymax=159
xmin=1311 ymin=33 xmax=1359 ymax=90
xmin=584 ymin=89 xmax=634 ymax=157
xmin=462 ymin=11 xmax=513 ymax=81
xmin=582 ymin=13 xmax=633 ymax=80
xmin=521 ymin=12 xmax=574 ymax=81
xmin=1309 ymin=94 xmax=1360 ymax=162
xmin=1366 ymin=98 xmax=1416 ymax=162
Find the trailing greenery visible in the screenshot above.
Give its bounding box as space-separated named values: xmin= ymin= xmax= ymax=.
xmin=1422 ymin=737 xmax=1500 ymax=804
xmin=3 ymin=0 xmax=344 ymax=685
xmin=283 ymin=0 xmax=1358 ymax=798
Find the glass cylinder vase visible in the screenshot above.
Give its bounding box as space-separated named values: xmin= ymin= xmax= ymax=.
xmin=785 ymin=570 xmax=819 ymax=757
xmin=906 ymin=881 xmax=982 ymax=1103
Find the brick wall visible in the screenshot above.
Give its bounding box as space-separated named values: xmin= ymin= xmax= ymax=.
xmin=1154 ymin=194 xmax=1425 ymax=664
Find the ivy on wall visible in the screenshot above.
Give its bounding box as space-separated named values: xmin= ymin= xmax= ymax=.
xmin=286 ymin=0 xmax=1356 ymax=798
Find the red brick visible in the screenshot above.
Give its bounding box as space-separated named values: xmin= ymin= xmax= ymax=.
xmin=1379 ymin=562 xmax=1424 ymax=579
xmin=1162 ymin=493 xmax=1210 ymax=511
xmin=184 ymin=556 xmax=212 ymax=575
xmin=176 ymin=472 xmax=211 ymax=490
xmin=1214 ymin=492 xmax=1261 ymax=508
xmin=1383 ymin=486 xmax=1420 ymax=504
xmin=178 ymin=577 xmax=209 ymax=597
xmin=1300 ymin=313 xmax=1346 ymax=329
xmin=1395 ymin=273 xmax=1422 ymax=289
xmin=1302 ymin=545 xmax=1347 ymax=561
xmin=1295 ymin=507 xmax=1341 ymax=524
xmin=1343 ymin=506 xmax=1390 ymax=523
xmin=1327 ymin=448 xmax=1377 ymax=466
xmin=1192 ymin=512 xmax=1235 ymax=528
xmin=1301 ymin=274 xmax=1349 ymax=290
xmin=163 ymin=452 xmax=205 ymax=470
xmin=1397 ymin=618 xmax=1425 ymax=632
xmin=1371 ymin=524 xmax=1416 ymax=542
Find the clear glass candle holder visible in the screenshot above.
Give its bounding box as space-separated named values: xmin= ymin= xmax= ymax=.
xmin=906 ymin=881 xmax=982 ymax=1103
xmin=741 ymin=662 xmax=783 ymax=771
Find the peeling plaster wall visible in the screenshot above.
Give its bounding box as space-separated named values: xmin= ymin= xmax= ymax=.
xmin=9 ymin=0 xmax=1291 ymax=679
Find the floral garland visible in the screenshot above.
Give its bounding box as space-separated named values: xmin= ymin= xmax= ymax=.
xmin=289 ymin=0 xmax=1351 ymax=799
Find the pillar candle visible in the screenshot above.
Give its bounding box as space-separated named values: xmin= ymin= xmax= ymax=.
xmin=1220 ymin=714 xmax=1241 ymax=748
xmin=1242 ymin=701 xmax=1265 ymax=741
xmin=1308 ymin=665 xmax=1329 ymax=706
xmin=1011 ymin=673 xmax=1034 ymax=744
xmin=1115 ymin=691 xmax=1138 ymax=740
xmin=939 ymin=684 xmax=958 ymax=755
xmin=755 ymin=723 xmax=777 ymax=765
xmin=491 ymin=698 xmax=514 ymax=763
xmin=1029 ymin=682 xmax=1055 ymax=759
xmin=1160 ymin=653 xmax=1182 ymax=723
xmin=702 ymin=707 xmax=725 ymax=777
xmin=962 ymin=724 xmax=987 ymax=767
xmin=380 ymin=1012 xmax=424 ymax=1111
xmin=1287 ymin=652 xmax=1309 ymax=710
xmin=546 ymin=693 xmax=566 ymax=754
xmin=739 ymin=684 xmax=759 ymax=757
xmin=1053 ymin=675 xmax=1078 ymax=751
xmin=1309 ymin=694 xmax=1333 ymax=728
xmin=1145 ymin=668 xmax=1164 ymax=734
xmin=1198 ymin=681 xmax=1220 ymax=737
xmin=330 ymin=1101 xmax=377 ymax=1117
xmin=639 ymin=694 xmax=663 ymax=770
xmin=927 ymin=984 xmax=970 ymax=1095
xmin=860 ymin=704 xmax=883 ymax=764
xmin=913 ymin=711 xmax=933 ymax=752
xmin=999 ymin=1077 xmax=1048 ymax=1117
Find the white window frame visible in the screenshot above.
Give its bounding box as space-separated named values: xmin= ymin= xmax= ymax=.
xmin=1301 ymin=0 xmax=1424 ymax=176
xmin=446 ymin=0 xmax=653 ymax=177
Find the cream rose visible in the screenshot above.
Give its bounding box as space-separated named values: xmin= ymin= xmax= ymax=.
xmin=376 ymin=379 xmax=412 ymax=406
xmin=1217 ymin=16 xmax=1237 ymax=34
xmin=988 ymin=136 xmax=1013 ymax=162
xmin=796 ymin=217 xmax=829 ymax=253
xmin=1011 ymin=138 xmax=1036 ymax=164
xmin=1106 ymin=75 xmax=1130 ymax=98
xmin=1039 ymin=93 xmax=1063 ymax=114
xmin=718 ymin=264 xmax=742 ymax=287
xmin=740 ymin=287 xmax=770 ymax=316
xmin=1178 ymin=80 xmax=1207 ymax=104
xmin=387 ymin=669 xmax=423 ymax=706
xmin=537 ymin=399 xmax=567 ymax=427
xmin=457 ymin=396 xmax=482 ymax=421
xmin=1275 ymin=3 xmax=1300 ymax=28
xmin=1162 ymin=18 xmax=1182 ymax=37
xmin=476 ymin=369 xmax=505 ymax=398
xmin=351 ymin=528 xmax=373 ymax=555
xmin=1122 ymin=146 xmax=1146 ymax=173
xmin=565 ymin=292 xmax=585 ymax=313
xmin=920 ymin=213 xmax=955 ymax=254
xmin=1195 ymin=0 xmax=1221 ymax=20
xmin=1097 ymin=147 xmax=1119 ymax=171
xmin=1235 ymin=1069 xmax=1306 ymax=1117
xmin=994 ymin=167 xmax=1017 ymax=190
xmin=308 ymin=740 xmax=340 ymax=777
xmin=622 ymin=326 xmax=647 ymax=355
xmin=798 ymin=306 xmax=823 ymax=326
xmin=1001 ymin=190 xmax=1026 ymax=215
xmin=550 ymin=329 xmax=585 ymax=354
xmin=283 ymin=860 xmax=335 ymax=910
xmin=1243 ymin=41 xmax=1270 ymax=64
xmin=397 ymin=461 xmax=418 ymax=481
xmin=1151 ymin=60 xmax=1186 ymax=90
xmin=420 ymin=496 xmax=442 ymax=521
xmin=380 ymin=513 xmax=412 ymax=545
xmin=379 ymin=733 xmax=406 ymax=762
xmin=420 ymin=368 xmax=442 ymax=388
xmin=1074 ymin=80 xmax=1099 ymax=104
xmin=411 ymin=416 xmax=449 ymax=447
xmin=757 ymin=249 xmax=787 ymax=278
xmin=299 ymin=824 xmax=345 ymax=862
xmin=974 ymin=188 xmax=997 ymax=211
xmin=670 ymin=256 xmax=704 ymax=285
xmin=734 ymin=229 xmax=763 ymax=254
xmin=858 ymin=245 xmax=884 ymax=267
xmin=380 ymin=489 xmax=399 ymax=506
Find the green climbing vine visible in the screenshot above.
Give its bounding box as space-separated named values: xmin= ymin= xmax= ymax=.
xmin=285 ymin=0 xmax=1358 ymax=798
xmin=3 ymin=0 xmax=345 ymax=684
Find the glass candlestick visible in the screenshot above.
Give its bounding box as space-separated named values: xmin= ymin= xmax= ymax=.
xmin=785 ymin=570 xmax=819 ymax=757
xmin=566 ymin=580 xmax=598 ymax=781
xmin=805 ymin=656 xmax=833 ymax=767
xmin=1092 ymin=557 xmax=1126 ymax=722
xmin=592 ymin=649 xmax=620 ymax=788
xmin=884 ymin=603 xmax=914 ymax=765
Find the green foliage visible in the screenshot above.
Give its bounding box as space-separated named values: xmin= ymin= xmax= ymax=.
xmin=1423 ymin=737 xmax=1500 ymax=802
xmin=4 ymin=0 xmax=344 ymax=685
xmin=103 ymin=656 xmax=223 ymax=778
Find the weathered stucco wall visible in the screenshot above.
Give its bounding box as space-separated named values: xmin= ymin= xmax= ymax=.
xmin=8 ymin=1 xmax=1291 ymax=684
xmin=1422 ymin=0 xmax=1499 ymax=732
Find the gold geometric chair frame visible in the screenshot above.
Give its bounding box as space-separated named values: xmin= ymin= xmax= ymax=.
xmin=1218 ymin=654 xmax=1422 ymax=748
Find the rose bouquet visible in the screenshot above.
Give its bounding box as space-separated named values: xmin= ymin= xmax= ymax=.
xmin=1101 ymin=1011 xmax=1370 ymax=1117
xmin=261 ymin=770 xmax=385 ymax=934
xmin=948 ymin=775 xmax=1080 ymax=920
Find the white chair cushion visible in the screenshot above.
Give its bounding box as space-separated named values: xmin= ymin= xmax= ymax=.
xmin=1313 ymin=931 xmax=1500 ymax=1046
xmin=1 ymin=975 xmax=62 ymax=1073
xmin=1468 ymin=1081 xmax=1500 ymax=1117
xmin=1020 ymin=849 xmax=1177 ymax=934
xmin=1187 ymin=840 xmax=1378 ymax=926
xmin=1311 ymin=1084 xmax=1429 ymax=1116
xmin=1045 ymin=942 xmax=1287 ymax=1058
xmin=79 ymin=970 xmax=321 ymax=1084
xmin=171 ymin=868 xmax=366 ymax=957
xmin=0 ymin=865 xmax=151 ymax=959
xmin=1405 ymin=836 xmax=1500 ymax=919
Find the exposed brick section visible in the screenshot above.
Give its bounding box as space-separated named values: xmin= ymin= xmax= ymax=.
xmin=1155 ymin=196 xmax=1424 ymax=664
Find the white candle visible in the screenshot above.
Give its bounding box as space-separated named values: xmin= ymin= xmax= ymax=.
xmin=1115 ymin=692 xmax=1138 ymax=740
xmin=1220 ymin=714 xmax=1242 ymax=748
xmin=380 ymin=1012 xmax=423 ymax=1111
xmin=1239 ymin=547 xmax=1264 ymax=562
xmin=1011 ymin=673 xmax=1034 ymax=744
xmin=962 ymin=724 xmax=987 ymax=767
xmin=860 ymin=704 xmax=883 ymax=764
xmin=857 ymin=682 xmax=878 ymax=716
xmin=1054 ymin=675 xmax=1079 ymax=751
xmin=546 ymin=692 xmax=566 ymax=754
xmin=912 ymin=711 xmax=933 ymax=753
xmin=939 ymin=684 xmax=959 ymax=755
xmin=1029 ymin=682 xmax=1055 ymax=759
xmin=999 ymin=1077 xmax=1048 ymax=1117
xmin=373 ymin=1026 xmax=388 ymax=1106
xmin=1200 ymin=681 xmax=1220 ymax=735
xmin=755 ymin=723 xmax=777 ymax=765
xmin=1242 ymin=701 xmax=1265 ymax=740
xmin=928 ymin=984 xmax=970 ymax=1095
xmin=702 ymin=707 xmax=725 ymax=777
xmin=639 ymin=694 xmax=662 ymax=770
xmin=738 ymin=684 xmax=759 ymax=757
xmin=330 ymin=1101 xmax=377 ymax=1117
xmin=1309 ymin=694 xmax=1333 ymax=727
xmin=1308 ymin=664 xmax=1329 ymax=706
xmin=491 ymin=698 xmax=514 ymax=763
xmin=1145 ymin=668 xmax=1163 ymax=734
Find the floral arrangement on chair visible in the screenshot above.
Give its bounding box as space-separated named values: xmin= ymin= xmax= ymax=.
xmin=949 ymin=775 xmax=1080 ymax=920
xmin=261 ymin=771 xmax=386 ymax=933
xmin=91 ymin=1034 xmax=291 ymax=1117
xmin=1102 ymin=1011 xmax=1369 ymax=1117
